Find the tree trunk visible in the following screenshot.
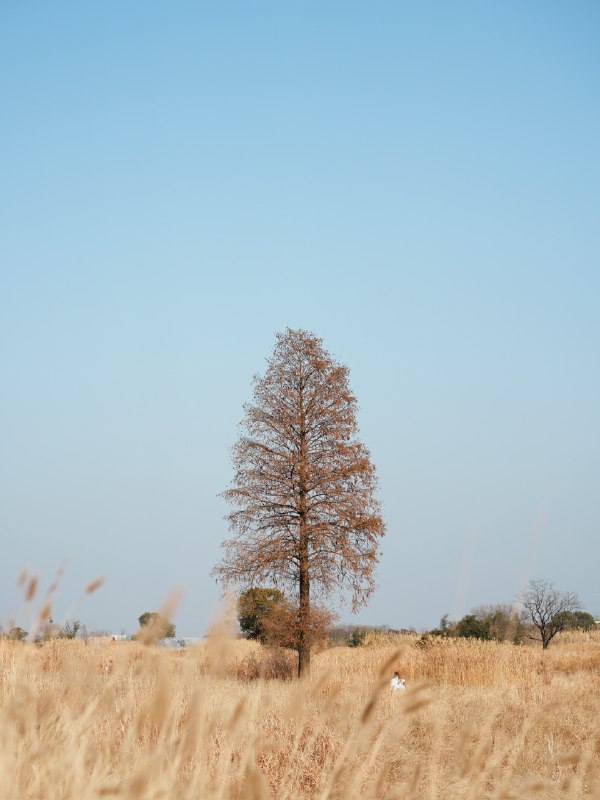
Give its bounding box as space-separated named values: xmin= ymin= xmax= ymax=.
xmin=297 ymin=388 xmax=310 ymax=678
xmin=298 ymin=530 xmax=310 ymax=677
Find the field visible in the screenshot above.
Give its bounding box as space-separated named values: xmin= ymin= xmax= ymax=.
xmin=1 ymin=631 xmax=600 ymax=799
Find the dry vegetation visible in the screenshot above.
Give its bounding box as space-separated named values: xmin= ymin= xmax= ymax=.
xmin=1 ymin=631 xmax=600 ymax=799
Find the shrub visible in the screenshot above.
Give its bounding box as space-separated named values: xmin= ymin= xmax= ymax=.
xmin=346 ymin=628 xmax=367 ymax=647
xmin=237 ymin=588 xmax=286 ymax=642
xmin=8 ymin=627 xmax=28 ymax=641
xmin=234 ymin=647 xmax=297 ymax=681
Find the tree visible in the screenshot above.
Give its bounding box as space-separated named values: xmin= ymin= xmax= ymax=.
xmin=573 ymin=611 xmax=596 ymax=631
xmin=552 ymin=610 xmax=596 ymax=632
xmin=60 ymin=619 xmax=82 ymax=639
xmin=467 ymin=604 xmax=525 ymax=644
xmin=518 ymin=579 xmax=580 ymax=649
xmin=439 ymin=614 xmax=453 ymax=633
xmin=136 ymin=612 xmax=176 ymax=641
xmin=455 ymin=614 xmax=490 ymax=640
xmin=8 ymin=626 xmax=28 ymax=641
xmin=213 ymin=328 xmax=385 ymax=676
xmin=238 ymin=587 xmax=286 ymax=641
xmin=428 ymin=614 xmax=455 ymax=637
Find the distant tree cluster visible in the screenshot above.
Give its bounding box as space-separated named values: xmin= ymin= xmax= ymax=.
xmin=239 ymin=579 xmax=596 ymax=656
xmin=422 ymin=580 xmax=595 ymax=650
xmin=0 ymin=618 xmax=91 ymax=644
xmin=425 ymin=605 xmax=525 ymax=644
xmin=33 ymin=619 xmax=88 ymax=644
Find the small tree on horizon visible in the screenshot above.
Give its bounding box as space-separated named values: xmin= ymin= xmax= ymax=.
xmin=61 ymin=619 xmax=82 ymax=640
xmin=8 ymin=626 xmax=28 ymax=641
xmin=213 ymin=328 xmax=385 ymax=677
xmin=136 ymin=612 xmax=176 ymax=641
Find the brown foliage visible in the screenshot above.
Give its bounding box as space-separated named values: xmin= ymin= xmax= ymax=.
xmin=214 ymin=329 xmax=385 ymax=675
xmin=261 ymin=600 xmax=337 ymax=652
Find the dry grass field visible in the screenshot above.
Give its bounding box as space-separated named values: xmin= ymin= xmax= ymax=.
xmin=1 ymin=630 xmax=600 ymax=799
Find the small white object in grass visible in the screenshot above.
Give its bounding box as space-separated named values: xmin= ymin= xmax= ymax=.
xmin=390 ymin=671 xmax=406 ymax=690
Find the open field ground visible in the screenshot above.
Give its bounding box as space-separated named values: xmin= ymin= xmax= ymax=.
xmin=1 ymin=632 xmax=600 ymax=799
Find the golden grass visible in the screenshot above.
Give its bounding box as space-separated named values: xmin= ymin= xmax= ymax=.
xmin=1 ymin=632 xmax=600 ymax=799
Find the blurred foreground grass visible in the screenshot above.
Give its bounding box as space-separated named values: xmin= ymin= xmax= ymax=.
xmin=1 ymin=631 xmax=600 ymax=799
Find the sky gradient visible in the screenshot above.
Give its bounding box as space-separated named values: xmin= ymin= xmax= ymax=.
xmin=1 ymin=2 xmax=599 ymax=636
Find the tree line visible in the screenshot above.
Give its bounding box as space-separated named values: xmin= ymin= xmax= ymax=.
xmin=425 ymin=583 xmax=595 ymax=649
xmin=0 ymin=612 xmax=176 ymax=644
xmin=236 ymin=577 xmax=596 ymax=653
xmin=3 ymin=581 xmax=594 ymax=652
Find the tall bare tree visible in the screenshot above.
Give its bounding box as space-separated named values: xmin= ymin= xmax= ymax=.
xmin=213 ymin=328 xmax=385 ymax=676
xmin=518 ymin=579 xmax=580 ymax=649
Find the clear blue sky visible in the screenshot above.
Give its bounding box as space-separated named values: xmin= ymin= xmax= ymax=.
xmin=1 ymin=2 xmax=599 ymax=635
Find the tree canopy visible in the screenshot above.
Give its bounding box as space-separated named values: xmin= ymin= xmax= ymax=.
xmin=552 ymin=610 xmax=596 ymax=633
xmin=238 ymin=587 xmax=286 ymax=641
xmin=214 ymin=328 xmax=385 ymax=676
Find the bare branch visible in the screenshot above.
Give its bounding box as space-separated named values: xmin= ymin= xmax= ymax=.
xmin=518 ymin=579 xmax=580 ymax=649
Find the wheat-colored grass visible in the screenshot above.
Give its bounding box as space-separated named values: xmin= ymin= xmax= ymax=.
xmin=1 ymin=631 xmax=600 ymax=799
